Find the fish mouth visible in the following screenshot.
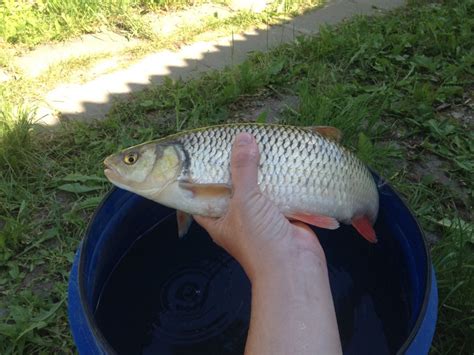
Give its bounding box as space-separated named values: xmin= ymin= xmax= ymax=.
xmin=103 ymin=167 xmax=114 ymax=179
xmin=103 ymin=160 xmax=120 ymax=182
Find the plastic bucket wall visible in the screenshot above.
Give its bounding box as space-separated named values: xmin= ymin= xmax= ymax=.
xmin=68 ymin=179 xmax=438 ymax=354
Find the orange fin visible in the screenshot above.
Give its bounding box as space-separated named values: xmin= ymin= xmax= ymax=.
xmin=177 ymin=210 xmax=193 ymax=239
xmin=351 ymin=216 xmax=377 ymax=243
xmin=305 ymin=126 xmax=342 ymax=142
xmin=179 ymin=181 xmax=232 ymax=198
xmin=288 ymin=213 xmax=340 ymax=230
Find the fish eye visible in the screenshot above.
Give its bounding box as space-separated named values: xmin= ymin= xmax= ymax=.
xmin=123 ymin=152 xmax=139 ymax=165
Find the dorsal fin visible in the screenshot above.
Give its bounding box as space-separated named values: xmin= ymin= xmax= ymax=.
xmin=304 ymin=126 xmax=342 ymax=142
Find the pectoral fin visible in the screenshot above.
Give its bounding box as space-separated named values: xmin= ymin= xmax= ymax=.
xmin=179 ymin=181 xmax=232 ymax=198
xmin=288 ymin=213 xmax=340 ymax=230
xmin=305 ymin=126 xmax=342 ymax=142
xmin=351 ymin=215 xmax=377 ymax=243
xmin=177 ymin=210 xmax=193 ymax=239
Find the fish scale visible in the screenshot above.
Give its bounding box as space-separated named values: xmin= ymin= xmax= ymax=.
xmin=173 ymin=124 xmax=378 ymax=225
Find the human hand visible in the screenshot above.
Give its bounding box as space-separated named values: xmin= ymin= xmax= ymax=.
xmin=194 ymin=132 xmax=327 ymax=283
xmin=195 ymin=133 xmax=341 ymax=354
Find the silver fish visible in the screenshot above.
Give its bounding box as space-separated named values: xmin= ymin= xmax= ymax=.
xmin=104 ymin=124 xmax=379 ymax=242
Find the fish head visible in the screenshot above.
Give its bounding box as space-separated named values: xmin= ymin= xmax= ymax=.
xmin=104 ymin=142 xmax=182 ymax=198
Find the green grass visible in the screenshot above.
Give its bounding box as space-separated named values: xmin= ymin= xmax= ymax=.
xmin=432 ymin=222 xmax=474 ymax=354
xmin=0 ymin=0 xmax=229 ymax=47
xmin=0 ymin=0 xmax=316 ymax=48
xmin=1 ymin=0 xmax=146 ymax=46
xmin=1 ymin=0 xmax=473 ymax=353
xmin=0 ymin=0 xmax=323 ymax=113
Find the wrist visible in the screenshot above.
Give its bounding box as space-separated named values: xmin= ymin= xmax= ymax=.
xmin=245 ymin=243 xmax=341 ymax=355
xmin=248 ymin=241 xmax=328 ymax=286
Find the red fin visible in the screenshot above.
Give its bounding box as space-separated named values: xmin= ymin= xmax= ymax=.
xmin=305 ymin=126 xmax=342 ymax=142
xmin=288 ymin=213 xmax=340 ymax=230
xmin=351 ymin=216 xmax=377 ymax=243
xmin=177 ymin=210 xmax=193 ymax=239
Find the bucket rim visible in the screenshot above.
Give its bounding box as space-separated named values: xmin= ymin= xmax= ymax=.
xmin=389 ymin=184 xmax=432 ymax=354
xmin=77 ymin=187 xmax=119 ymax=354
xmin=76 ymin=178 xmax=433 ymax=354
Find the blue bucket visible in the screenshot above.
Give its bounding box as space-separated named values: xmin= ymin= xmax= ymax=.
xmin=68 ymin=175 xmax=437 ymax=354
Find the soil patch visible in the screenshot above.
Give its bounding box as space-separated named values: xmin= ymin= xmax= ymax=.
xmin=228 ymin=89 xmax=299 ymax=122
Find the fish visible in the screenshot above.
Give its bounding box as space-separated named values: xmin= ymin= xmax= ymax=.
xmin=103 ymin=123 xmax=379 ymax=243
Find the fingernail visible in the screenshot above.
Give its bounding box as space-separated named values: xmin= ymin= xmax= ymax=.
xmin=236 ymin=133 xmax=252 ymax=146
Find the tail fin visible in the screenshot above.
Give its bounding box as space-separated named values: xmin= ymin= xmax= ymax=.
xmin=351 ymin=215 xmax=377 ymax=243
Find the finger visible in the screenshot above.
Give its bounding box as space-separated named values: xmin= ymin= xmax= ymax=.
xmin=291 ymin=221 xmax=317 ymax=237
xmin=193 ymin=214 xmax=219 ymax=232
xmin=230 ymin=132 xmax=260 ymax=196
xmin=193 ymin=215 xmax=227 ymax=247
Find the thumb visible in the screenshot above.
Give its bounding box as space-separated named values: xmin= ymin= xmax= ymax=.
xmin=230 ymin=132 xmax=260 ymax=197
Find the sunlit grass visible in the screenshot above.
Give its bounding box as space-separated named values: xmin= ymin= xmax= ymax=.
xmin=0 ymin=0 xmax=214 ymax=46
xmin=0 ymin=0 xmax=321 ymax=48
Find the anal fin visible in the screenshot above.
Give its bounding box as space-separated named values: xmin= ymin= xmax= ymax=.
xmin=177 ymin=210 xmax=193 ymax=239
xmin=351 ymin=216 xmax=377 ymax=243
xmin=288 ymin=213 xmax=340 ymax=230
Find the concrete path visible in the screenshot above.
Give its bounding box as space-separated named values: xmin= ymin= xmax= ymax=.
xmin=38 ymin=0 xmax=405 ymax=125
xmin=16 ymin=31 xmax=141 ymax=78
